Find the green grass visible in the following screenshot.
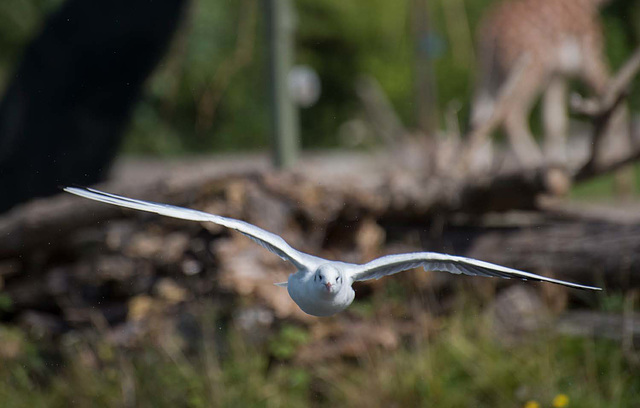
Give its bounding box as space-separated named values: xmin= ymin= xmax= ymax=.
xmin=570 ymin=163 xmax=640 ymax=200
xmin=1 ymin=296 xmax=639 ymax=407
xmin=322 ymin=311 xmax=638 ymax=407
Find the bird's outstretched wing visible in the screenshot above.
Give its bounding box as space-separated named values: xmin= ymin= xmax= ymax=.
xmin=348 ymin=252 xmax=601 ymax=291
xmin=65 ymin=187 xmax=320 ymax=270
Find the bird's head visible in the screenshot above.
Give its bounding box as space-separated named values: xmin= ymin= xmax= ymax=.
xmin=314 ymin=264 xmax=343 ymax=296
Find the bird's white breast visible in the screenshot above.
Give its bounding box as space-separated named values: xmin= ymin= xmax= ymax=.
xmin=287 ymin=274 xmax=355 ymax=317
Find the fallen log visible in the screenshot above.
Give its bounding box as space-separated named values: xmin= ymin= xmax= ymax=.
xmin=557 ymin=310 xmax=640 ymax=343
xmin=1 ymin=154 xmax=638 ymax=293
xmin=461 ymin=221 xmax=639 ymax=289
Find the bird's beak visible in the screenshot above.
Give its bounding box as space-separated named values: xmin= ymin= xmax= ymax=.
xmin=325 ymin=282 xmax=332 ymax=291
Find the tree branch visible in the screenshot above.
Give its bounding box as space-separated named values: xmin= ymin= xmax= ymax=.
xmin=574 ymin=47 xmax=640 ymax=177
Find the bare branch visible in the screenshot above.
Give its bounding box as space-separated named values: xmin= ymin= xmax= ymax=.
xmin=575 ymin=47 xmax=640 ymax=179
xmin=355 ymin=75 xmax=407 ymax=146
xmin=572 ymin=47 xmax=640 ymax=116
xmin=195 ymin=0 xmax=258 ymax=132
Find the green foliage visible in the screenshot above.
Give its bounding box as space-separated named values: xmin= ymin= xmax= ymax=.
xmin=598 ymin=292 xmax=626 ymax=313
xmin=268 ymin=324 xmax=310 ymax=360
xmin=295 ymin=0 xmax=413 ymax=146
xmin=125 ymin=0 xmax=640 ymax=154
xmin=0 ymin=0 xmax=63 ymax=93
xmin=1 ymin=293 xmax=640 ymax=407
xmin=0 ymin=0 xmax=637 ymax=154
xmin=320 ymin=305 xmax=640 ymax=407
xmin=0 ymin=293 xmax=13 ymax=312
xmin=123 ymin=0 xmax=270 ymax=155
xmin=570 ymin=163 xmax=640 ymax=199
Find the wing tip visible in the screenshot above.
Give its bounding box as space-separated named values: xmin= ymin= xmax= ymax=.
xmin=64 ymin=186 xmax=114 ymax=202
xmin=578 ymin=284 xmax=603 ymax=291
xmin=63 ymin=186 xmax=82 ymax=194
xmin=551 ymin=278 xmax=602 ymax=291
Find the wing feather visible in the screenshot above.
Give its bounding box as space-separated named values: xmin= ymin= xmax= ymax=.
xmin=64 ymin=187 xmax=319 ymax=270
xmin=348 ymin=252 xmax=600 ymax=291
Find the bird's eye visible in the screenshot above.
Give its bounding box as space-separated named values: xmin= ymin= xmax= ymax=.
xmin=319 ymin=275 xmax=323 ymax=281
xmin=336 ymin=277 xmax=339 ymax=282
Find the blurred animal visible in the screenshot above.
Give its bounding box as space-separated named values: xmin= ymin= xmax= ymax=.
xmin=66 ymin=187 xmax=601 ymax=317
xmin=469 ymin=0 xmax=627 ymax=168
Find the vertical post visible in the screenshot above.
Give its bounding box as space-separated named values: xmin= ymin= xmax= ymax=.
xmin=411 ymin=0 xmax=438 ymax=136
xmin=265 ymin=0 xmax=299 ymax=169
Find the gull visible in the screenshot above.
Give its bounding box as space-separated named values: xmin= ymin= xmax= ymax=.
xmin=65 ymin=187 xmax=602 ymax=317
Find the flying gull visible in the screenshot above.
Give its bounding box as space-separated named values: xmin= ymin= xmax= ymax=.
xmin=65 ymin=187 xmax=602 ymax=317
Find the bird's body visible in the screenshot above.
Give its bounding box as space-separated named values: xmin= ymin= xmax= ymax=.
xmin=65 ymin=187 xmax=602 ymax=317
xmin=287 ymin=263 xmax=356 ymax=317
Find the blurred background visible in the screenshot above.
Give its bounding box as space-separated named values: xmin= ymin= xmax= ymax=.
xmin=0 ymin=0 xmax=640 ymax=406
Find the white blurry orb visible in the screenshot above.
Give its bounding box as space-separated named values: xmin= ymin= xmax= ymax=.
xmin=288 ymin=65 xmax=321 ymax=108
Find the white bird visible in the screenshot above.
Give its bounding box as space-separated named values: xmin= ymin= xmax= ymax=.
xmin=65 ymin=187 xmax=602 ymax=317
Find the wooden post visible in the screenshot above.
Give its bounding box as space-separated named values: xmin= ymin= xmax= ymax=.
xmin=411 ymin=0 xmax=438 ymax=136
xmin=265 ymin=0 xmax=299 ymax=169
